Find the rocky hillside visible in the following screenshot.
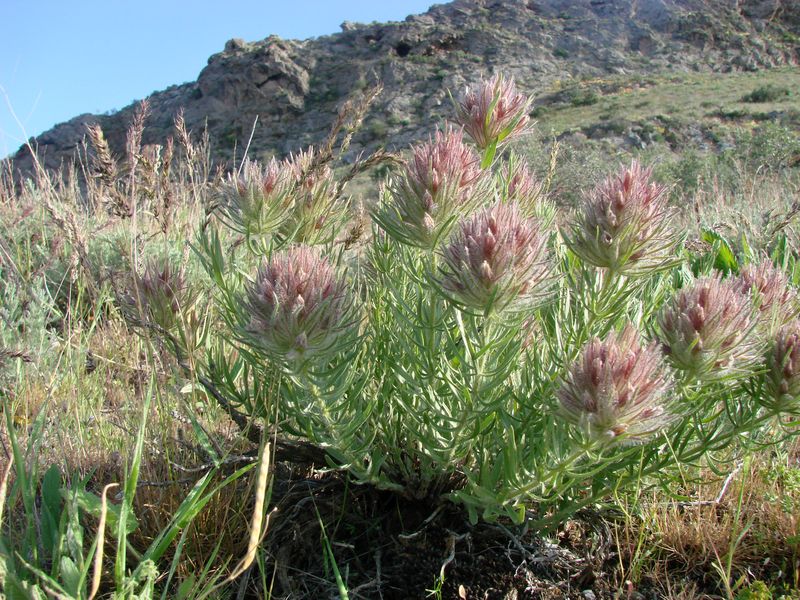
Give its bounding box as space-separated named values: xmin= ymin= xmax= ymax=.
xmin=9 ymin=0 xmax=800 ymax=176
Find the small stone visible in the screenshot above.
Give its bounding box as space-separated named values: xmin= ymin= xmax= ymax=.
xmin=582 ymin=591 xmax=596 ymax=600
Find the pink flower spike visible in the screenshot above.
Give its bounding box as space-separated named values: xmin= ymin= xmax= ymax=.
xmin=732 ymin=259 xmax=798 ymax=335
xmin=453 ymin=74 xmax=533 ymax=153
xmin=566 ymin=161 xmax=676 ymax=275
xmin=217 ymin=158 xmax=294 ymax=236
xmin=377 ymin=127 xmax=491 ymax=248
xmin=559 ymin=325 xmax=672 ymax=444
xmin=244 ymin=245 xmax=355 ymax=364
xmin=764 ymin=319 xmax=800 ymax=413
xmin=437 ymin=202 xmax=553 ymax=313
xmin=658 ymin=274 xmax=760 ymax=381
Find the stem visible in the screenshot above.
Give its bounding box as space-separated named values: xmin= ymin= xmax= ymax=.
xmin=567 ymin=266 xmax=623 ymax=362
xmin=525 ymin=397 xmax=782 ymax=532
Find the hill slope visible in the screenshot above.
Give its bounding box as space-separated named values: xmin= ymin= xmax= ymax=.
xmin=9 ymin=0 xmax=800 ymax=176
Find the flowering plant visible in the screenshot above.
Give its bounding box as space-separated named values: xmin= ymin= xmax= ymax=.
xmin=436 ymin=201 xmax=553 ymax=314
xmin=190 ymin=77 xmax=800 ymax=526
xmin=373 ymin=127 xmax=492 ymax=248
xmin=452 ymin=74 xmax=532 ymax=166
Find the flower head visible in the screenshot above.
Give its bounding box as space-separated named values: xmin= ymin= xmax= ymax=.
xmin=437 ymin=202 xmax=553 ymax=313
xmin=732 ymin=260 xmax=798 ymax=335
xmin=216 ymin=158 xmax=294 ymax=236
xmin=764 ymin=320 xmax=800 ymax=413
xmin=565 ymin=161 xmax=675 ymax=275
xmin=658 ymin=274 xmax=760 ymax=381
xmin=375 ymin=127 xmax=491 ymax=248
xmin=126 ymin=257 xmax=195 ymax=333
xmin=559 ymin=325 xmax=672 ymax=444
xmin=280 ymin=147 xmax=344 ymax=244
xmin=500 ymin=156 xmax=554 ymax=226
xmin=503 ymin=156 xmax=543 ymax=204
xmin=453 ymin=74 xmax=532 ymax=152
xmin=244 ymin=246 xmax=355 ymax=364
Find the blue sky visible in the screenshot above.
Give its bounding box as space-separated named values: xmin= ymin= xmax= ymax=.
xmin=0 ymin=1 xmax=436 ymax=158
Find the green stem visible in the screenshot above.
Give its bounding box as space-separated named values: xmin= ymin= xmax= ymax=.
xmin=564 ymin=266 xmax=622 ymax=365
xmin=526 ymin=399 xmax=782 ymax=531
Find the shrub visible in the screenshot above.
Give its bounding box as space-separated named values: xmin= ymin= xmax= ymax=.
xmin=569 ymin=88 xmax=600 ymax=107
xmin=734 ymin=122 xmax=800 ymax=172
xmin=741 ymin=84 xmax=791 ymax=103
xmin=191 ymin=76 xmax=800 ymax=526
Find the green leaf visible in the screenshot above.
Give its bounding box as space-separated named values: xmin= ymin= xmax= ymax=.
xmin=480 ymin=140 xmax=498 ymax=169
xmin=0 ymin=552 xmax=30 ymax=600
xmin=64 ymin=495 xmax=85 ymax=578
xmin=39 ymin=465 xmax=62 ymax=560
xmin=176 ymin=575 xmax=197 ymax=600
xmin=701 ymin=229 xmax=739 ymax=274
xmin=70 ymin=486 xmax=138 ymax=536
xmin=185 ymin=409 xmax=221 ymax=468
xmin=58 ymin=556 xmax=81 ymax=596
xmin=739 ymin=233 xmax=754 ymax=265
xmin=139 ymin=463 xmax=254 ymax=567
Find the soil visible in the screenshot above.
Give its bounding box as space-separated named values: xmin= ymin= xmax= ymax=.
xmin=256 ymin=465 xmax=632 ymax=600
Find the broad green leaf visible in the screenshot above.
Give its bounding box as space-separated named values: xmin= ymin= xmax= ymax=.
xmin=39 ymin=465 xmax=62 ymax=560
xmin=701 ymin=228 xmax=739 ymax=274
xmin=58 ymin=556 xmax=81 ymax=596
xmin=69 ymin=487 xmax=138 ymax=536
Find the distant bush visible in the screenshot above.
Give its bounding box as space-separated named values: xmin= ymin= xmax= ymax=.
xmin=569 ymin=88 xmax=600 ymax=107
xmin=741 ymin=84 xmax=791 ymax=103
xmin=732 ymin=122 xmax=800 ymax=172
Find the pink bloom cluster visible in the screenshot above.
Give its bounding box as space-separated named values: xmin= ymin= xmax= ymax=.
xmin=501 ymin=158 xmax=545 ymax=212
xmin=218 ymin=158 xmax=293 ymax=235
xmin=125 ymin=257 xmax=196 ymax=335
xmin=381 ymin=127 xmax=491 ymax=247
xmin=567 ymin=161 xmax=674 ymax=275
xmin=245 ymin=246 xmax=354 ymax=363
xmin=454 ymin=74 xmax=532 ymax=151
xmin=658 ymin=275 xmax=759 ymax=380
xmin=438 ymin=202 xmax=552 ymax=313
xmin=765 ymin=320 xmax=800 ymax=413
xmin=281 ymin=147 xmax=340 ymax=243
xmin=733 ymin=259 xmax=798 ymax=335
xmin=559 ymin=325 xmax=671 ymax=443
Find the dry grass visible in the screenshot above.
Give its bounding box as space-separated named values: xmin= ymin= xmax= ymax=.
xmin=0 ymin=80 xmax=799 ymax=599
xmin=610 ymin=439 xmax=800 ymax=597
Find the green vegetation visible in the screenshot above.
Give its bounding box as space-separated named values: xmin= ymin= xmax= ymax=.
xmin=1 ymin=72 xmax=800 ymax=599
xmin=741 ymin=84 xmax=792 ymax=104
xmin=532 ymin=67 xmax=800 ymax=138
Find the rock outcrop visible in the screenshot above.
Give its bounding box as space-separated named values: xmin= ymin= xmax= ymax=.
xmin=8 ymin=0 xmax=800 ymax=176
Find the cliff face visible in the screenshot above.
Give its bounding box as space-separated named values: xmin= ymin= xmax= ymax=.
xmin=9 ymin=0 xmax=800 ymax=176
